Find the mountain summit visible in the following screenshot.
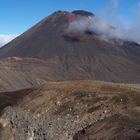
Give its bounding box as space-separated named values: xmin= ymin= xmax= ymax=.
xmin=72 ymin=10 xmax=94 ymax=16
xmin=0 ymin=10 xmax=140 ymax=83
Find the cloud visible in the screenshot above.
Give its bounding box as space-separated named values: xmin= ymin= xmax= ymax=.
xmin=133 ymin=2 xmax=140 ymax=27
xmin=0 ymin=34 xmax=18 ymax=47
xmin=99 ymin=0 xmax=120 ymax=17
xmin=67 ymin=0 xmax=140 ymax=44
xmin=68 ymin=16 xmax=123 ymax=39
xmin=68 ymin=15 xmax=140 ymax=44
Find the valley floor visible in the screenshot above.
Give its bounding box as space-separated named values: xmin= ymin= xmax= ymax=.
xmin=0 ymin=80 xmax=140 ymax=140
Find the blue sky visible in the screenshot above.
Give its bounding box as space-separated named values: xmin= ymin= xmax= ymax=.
xmin=0 ymin=0 xmax=140 ymax=46
xmin=0 ymin=0 xmax=140 ymax=34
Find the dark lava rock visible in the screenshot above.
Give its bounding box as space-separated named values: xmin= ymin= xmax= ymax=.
xmin=72 ymin=10 xmax=94 ymax=16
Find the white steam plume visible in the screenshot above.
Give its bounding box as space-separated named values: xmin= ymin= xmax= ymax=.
xmin=68 ymin=16 xmax=127 ymax=41
xmin=68 ymin=15 xmax=140 ymax=44
xmin=68 ymin=0 xmax=140 ymax=44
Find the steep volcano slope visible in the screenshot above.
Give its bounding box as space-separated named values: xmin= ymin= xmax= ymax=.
xmin=0 ymin=81 xmax=140 ymax=140
xmin=0 ymin=10 xmax=140 ymax=83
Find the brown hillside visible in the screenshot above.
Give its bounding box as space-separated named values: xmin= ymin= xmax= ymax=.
xmin=0 ymin=81 xmax=140 ymax=140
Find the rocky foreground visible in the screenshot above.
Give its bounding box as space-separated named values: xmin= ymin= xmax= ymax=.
xmin=0 ymin=80 xmax=140 ymax=140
